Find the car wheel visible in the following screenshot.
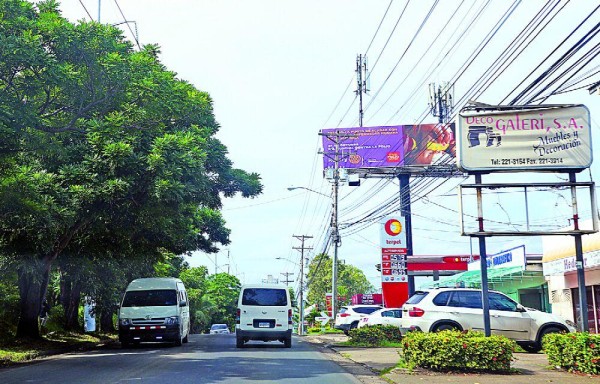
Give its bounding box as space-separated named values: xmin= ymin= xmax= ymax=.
xmin=432 ymin=323 xmax=460 ymax=332
xmin=236 ymin=336 xmax=244 ymax=348
xmin=538 ymin=326 xmax=563 ymax=350
xmin=182 ymin=333 xmax=189 ymax=343
xmin=284 ymin=335 xmax=292 ymax=348
xmin=174 ymin=330 xmax=183 ymax=346
xmin=349 ymin=321 xmax=359 ymax=331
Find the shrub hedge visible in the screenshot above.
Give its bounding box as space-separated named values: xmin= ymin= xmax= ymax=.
xmin=543 ymin=332 xmax=600 ymax=375
xmin=348 ymin=325 xmax=402 ymax=346
xmin=401 ymin=330 xmax=515 ymax=372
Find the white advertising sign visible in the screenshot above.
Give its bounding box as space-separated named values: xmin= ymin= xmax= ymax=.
xmin=380 ymin=216 xmax=407 ymax=248
xmin=543 ymin=249 xmax=600 ymax=275
xmin=468 ymin=245 xmax=526 ymax=271
xmin=457 ymin=105 xmax=592 ymax=172
xmin=380 ymin=216 xmax=408 ymax=284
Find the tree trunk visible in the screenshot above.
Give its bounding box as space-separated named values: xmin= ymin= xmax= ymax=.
xmin=100 ymin=309 xmax=114 ymax=332
xmin=16 ymin=260 xmax=50 ymax=339
xmin=60 ymin=273 xmax=82 ymax=330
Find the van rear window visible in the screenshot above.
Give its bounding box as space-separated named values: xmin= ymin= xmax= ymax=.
xmin=122 ymin=289 xmax=177 ymax=307
xmin=242 ymin=288 xmax=287 ymax=306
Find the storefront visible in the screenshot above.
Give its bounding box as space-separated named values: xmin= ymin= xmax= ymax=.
xmin=420 ymin=245 xmax=550 ymax=312
xmin=543 ymin=227 xmax=600 ymax=333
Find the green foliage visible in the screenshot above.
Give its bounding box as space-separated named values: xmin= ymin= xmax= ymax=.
xmin=306 ymin=254 xmax=374 ymax=309
xmin=377 ymin=325 xmax=403 ymax=342
xmin=543 ymin=332 xmax=600 ymax=375
xmin=0 ymin=0 xmax=262 ymax=338
xmin=348 ymin=326 xmax=387 ymax=347
xmin=44 ymin=305 xmax=65 ymax=333
xmin=348 ymin=325 xmax=402 ymax=346
xmin=0 ymin=276 xmax=19 ymax=340
xmin=401 ymin=330 xmax=515 ymax=372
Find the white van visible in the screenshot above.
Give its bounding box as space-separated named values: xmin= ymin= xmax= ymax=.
xmin=118 ymin=277 xmax=190 ymax=347
xmin=236 ymin=284 xmax=293 ymax=348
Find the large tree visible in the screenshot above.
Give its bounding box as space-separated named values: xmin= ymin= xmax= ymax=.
xmin=306 ymin=254 xmax=374 ymax=311
xmin=0 ymin=0 xmax=262 ymax=339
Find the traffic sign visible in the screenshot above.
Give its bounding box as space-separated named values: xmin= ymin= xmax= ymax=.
xmin=315 ymin=311 xmax=331 ymax=326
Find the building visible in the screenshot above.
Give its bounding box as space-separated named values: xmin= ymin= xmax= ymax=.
xmin=543 ymin=224 xmax=600 ymax=333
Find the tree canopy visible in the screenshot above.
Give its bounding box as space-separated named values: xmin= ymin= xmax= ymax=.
xmin=306 ymin=254 xmax=375 ymax=310
xmin=0 ymin=0 xmax=262 ymax=338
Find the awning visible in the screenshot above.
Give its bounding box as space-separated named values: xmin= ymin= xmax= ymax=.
xmin=418 ymin=265 xmax=543 ymax=289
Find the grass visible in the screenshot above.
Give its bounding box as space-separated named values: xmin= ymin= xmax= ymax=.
xmin=0 ymin=332 xmax=117 ymax=367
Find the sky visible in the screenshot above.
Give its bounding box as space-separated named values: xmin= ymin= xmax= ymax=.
xmin=50 ymin=0 xmax=600 ymax=293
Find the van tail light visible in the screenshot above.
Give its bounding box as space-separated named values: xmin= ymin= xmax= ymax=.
xmin=408 ymin=307 xmax=425 ymax=317
xmin=339 ymin=313 xmax=350 ymax=317
xmin=236 ymin=308 xmax=240 ymax=324
xmin=288 ymin=309 xmax=293 ymax=325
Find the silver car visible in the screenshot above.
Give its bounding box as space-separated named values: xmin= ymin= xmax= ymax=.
xmin=209 ymin=324 xmax=230 ymax=334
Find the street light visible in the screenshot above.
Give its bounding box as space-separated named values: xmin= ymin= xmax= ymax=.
xmin=276 ymin=256 xmax=307 ymax=335
xmin=287 ymin=186 xmax=331 ymax=198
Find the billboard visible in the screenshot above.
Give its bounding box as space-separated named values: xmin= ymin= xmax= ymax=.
xmin=457 ymin=105 xmax=592 ymax=172
xmin=321 ymin=124 xmax=455 ymax=169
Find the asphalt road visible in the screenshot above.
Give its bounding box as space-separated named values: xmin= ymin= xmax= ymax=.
xmin=0 ymin=334 xmax=362 ymax=384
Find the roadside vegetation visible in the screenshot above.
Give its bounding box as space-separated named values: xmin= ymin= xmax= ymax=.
xmin=343 ymin=325 xmax=403 ymax=347
xmin=0 ymin=0 xmax=260 ymax=362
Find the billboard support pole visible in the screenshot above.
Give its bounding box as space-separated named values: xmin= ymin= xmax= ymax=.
xmin=399 ymin=174 xmax=415 ymax=296
xmin=570 ymin=172 xmax=589 ymax=332
xmin=475 ymin=173 xmax=491 ymax=337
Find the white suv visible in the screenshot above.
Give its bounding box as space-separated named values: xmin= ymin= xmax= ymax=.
xmin=334 ymin=305 xmax=383 ymax=335
xmin=400 ymin=288 xmax=576 ymax=353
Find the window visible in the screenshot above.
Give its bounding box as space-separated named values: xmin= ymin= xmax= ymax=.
xmin=122 ymin=290 xmax=178 ymax=307
xmin=242 ymin=288 xmax=288 ymax=306
xmin=448 ymin=291 xmax=482 ymax=309
xmin=406 ymin=291 xmax=429 ymax=304
xmin=354 ymin=306 xmax=382 ymax=314
xmin=432 ymin=291 xmax=451 ymax=306
xmin=489 ymin=292 xmax=518 ymax=311
xmin=382 ymin=311 xmax=392 ymax=317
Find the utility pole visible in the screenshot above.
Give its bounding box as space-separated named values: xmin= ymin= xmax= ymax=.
xmin=425 ymin=82 xmax=455 ymax=284
xmin=429 ymin=82 xmax=454 ymax=124
xmin=280 ymin=272 xmax=294 ymax=286
xmin=356 ymin=54 xmax=369 ymax=127
xmin=293 ymin=235 xmax=313 ymax=336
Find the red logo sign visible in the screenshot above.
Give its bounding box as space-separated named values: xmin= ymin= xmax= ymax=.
xmin=384 ymin=219 xmax=402 ymax=236
xmin=386 ymin=152 xmax=401 ymax=162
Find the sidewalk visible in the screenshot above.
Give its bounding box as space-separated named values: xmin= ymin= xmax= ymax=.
xmin=303 ymin=333 xmax=598 ymax=384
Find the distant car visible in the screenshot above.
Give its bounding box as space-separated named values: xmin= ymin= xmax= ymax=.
xmin=209 ymin=324 xmax=230 ymax=334
xmin=400 ymin=288 xmax=576 ymax=353
xmin=334 ymin=304 xmax=383 ymax=334
xmin=357 ymin=308 xmax=402 ymax=328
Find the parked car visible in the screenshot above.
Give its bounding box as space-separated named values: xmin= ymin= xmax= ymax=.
xmin=357 ymin=307 xmax=402 ymax=328
xmin=400 ymin=288 xmax=577 ymax=353
xmin=334 ymin=304 xmax=383 ymax=334
xmin=209 ymin=324 xmax=230 ymax=334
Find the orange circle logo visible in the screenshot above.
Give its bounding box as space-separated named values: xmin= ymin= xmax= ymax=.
xmin=384 ymin=219 xmax=402 ymax=236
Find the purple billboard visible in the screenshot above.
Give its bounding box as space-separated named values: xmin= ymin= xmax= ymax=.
xmin=321 ymin=124 xmax=455 ymax=169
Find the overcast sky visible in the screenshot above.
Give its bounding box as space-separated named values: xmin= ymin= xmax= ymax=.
xmin=52 ymin=0 xmax=600 ymax=291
